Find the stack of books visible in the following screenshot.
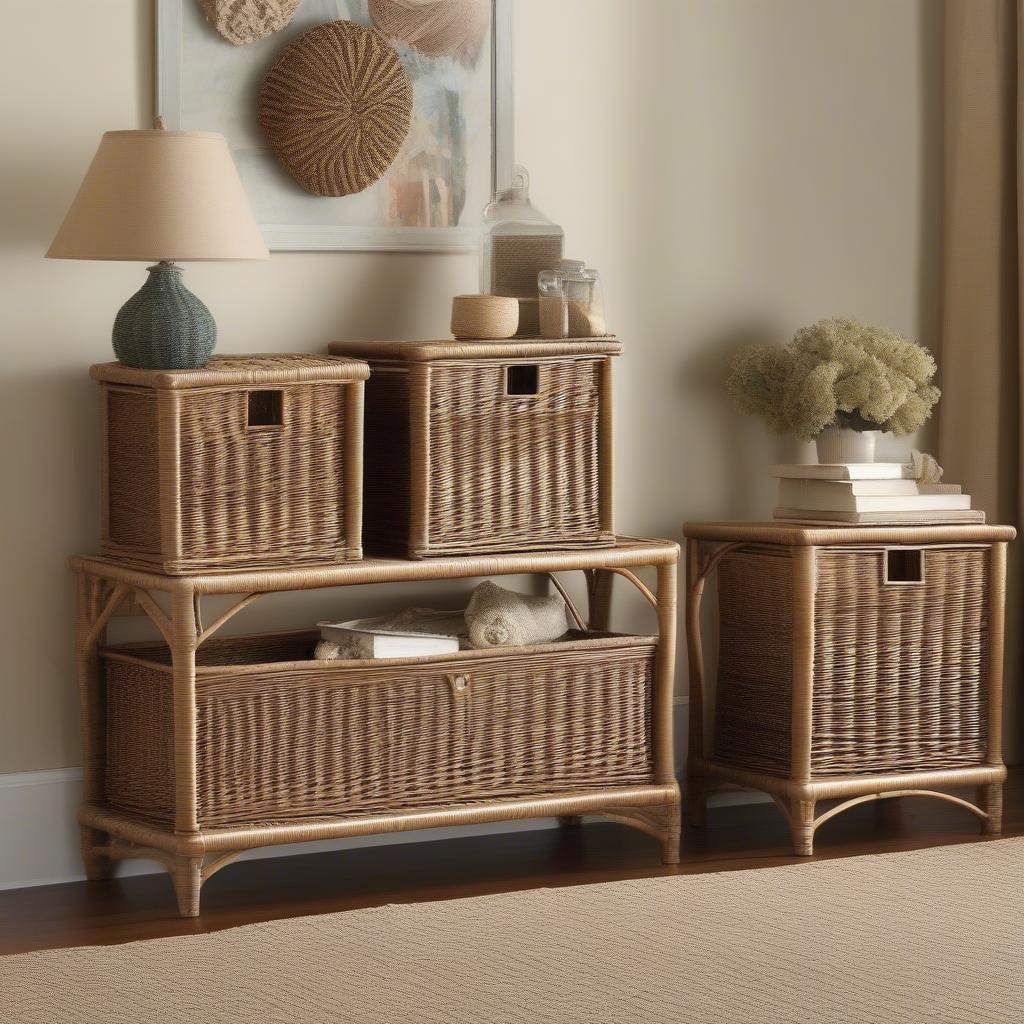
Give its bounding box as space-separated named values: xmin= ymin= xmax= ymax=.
xmin=771 ymin=462 xmax=984 ymax=525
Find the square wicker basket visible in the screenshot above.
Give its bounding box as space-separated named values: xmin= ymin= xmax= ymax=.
xmin=713 ymin=543 xmax=993 ymax=776
xmin=101 ymin=629 xmax=657 ymax=828
xmin=328 ymin=339 xmax=620 ymax=558
xmin=92 ymin=355 xmax=369 ymax=574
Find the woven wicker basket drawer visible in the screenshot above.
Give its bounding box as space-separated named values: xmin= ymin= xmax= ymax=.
xmin=93 ymin=355 xmax=367 ymax=574
xmin=102 ymin=630 xmax=656 ymax=828
xmin=329 ymin=340 xmax=618 ymax=558
xmin=713 ymin=544 xmax=991 ymax=777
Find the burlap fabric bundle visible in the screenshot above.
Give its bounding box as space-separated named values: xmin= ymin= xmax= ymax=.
xmin=465 ymin=581 xmax=570 ymax=648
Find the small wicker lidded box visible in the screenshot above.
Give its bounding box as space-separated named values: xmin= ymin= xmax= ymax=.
xmin=93 ymin=354 xmax=368 ymax=574
xmin=328 ymin=338 xmax=620 ymax=558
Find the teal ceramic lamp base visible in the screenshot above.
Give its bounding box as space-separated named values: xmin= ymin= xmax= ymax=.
xmin=112 ymin=261 xmax=216 ymax=369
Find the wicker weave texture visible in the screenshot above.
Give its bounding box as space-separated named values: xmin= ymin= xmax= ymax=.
xmin=712 ymin=545 xmax=991 ymax=777
xmin=100 ymin=358 xmax=365 ymax=573
xmin=356 ymin=354 xmax=615 ymax=557
xmin=103 ymin=631 xmax=656 ymax=828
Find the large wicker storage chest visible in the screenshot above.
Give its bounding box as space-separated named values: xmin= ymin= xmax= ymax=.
xmin=683 ymin=522 xmax=1015 ymax=855
xmin=92 ymin=355 xmax=368 ymax=574
xmin=101 ymin=629 xmax=657 ymax=828
xmin=328 ymin=339 xmax=620 ymax=558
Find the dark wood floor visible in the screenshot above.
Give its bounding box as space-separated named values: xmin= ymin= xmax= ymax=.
xmin=2 ymin=771 xmax=1020 ymax=956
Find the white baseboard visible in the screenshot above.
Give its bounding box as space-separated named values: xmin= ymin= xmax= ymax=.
xmin=0 ymin=705 xmax=764 ymax=891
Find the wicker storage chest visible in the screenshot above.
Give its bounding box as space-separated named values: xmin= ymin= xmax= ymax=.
xmin=101 ymin=629 xmax=657 ymax=828
xmin=328 ymin=339 xmax=620 ymax=558
xmin=684 ymin=522 xmax=1015 ymax=855
xmin=92 ymin=355 xmax=368 ymax=574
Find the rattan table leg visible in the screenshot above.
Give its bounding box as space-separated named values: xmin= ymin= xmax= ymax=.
xmin=173 ymin=855 xmax=203 ymax=918
xmin=169 ymin=587 xmax=199 ymax=837
xmin=79 ymin=825 xmax=112 ymax=881
xmin=977 ymin=783 xmax=1003 ymax=835
xmin=789 ymin=798 xmax=816 ymax=857
xmin=601 ymin=797 xmax=681 ymax=864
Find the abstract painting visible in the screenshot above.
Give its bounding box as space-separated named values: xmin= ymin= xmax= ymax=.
xmin=156 ymin=0 xmax=512 ymax=250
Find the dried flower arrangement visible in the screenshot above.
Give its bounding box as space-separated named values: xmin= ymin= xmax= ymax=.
xmin=726 ymin=318 xmax=941 ymax=440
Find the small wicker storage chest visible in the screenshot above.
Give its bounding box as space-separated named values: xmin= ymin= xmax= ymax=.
xmin=684 ymin=522 xmax=1015 ymax=855
xmin=101 ymin=628 xmax=657 ymax=828
xmin=92 ymin=355 xmax=368 ymax=574
xmin=328 ymin=339 xmax=620 ymax=558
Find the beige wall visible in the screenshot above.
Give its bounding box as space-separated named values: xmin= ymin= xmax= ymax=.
xmin=0 ymin=0 xmax=954 ymax=774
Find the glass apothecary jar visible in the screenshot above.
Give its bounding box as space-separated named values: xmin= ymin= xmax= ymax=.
xmin=538 ymin=259 xmax=608 ymax=338
xmin=481 ymin=166 xmax=564 ymax=298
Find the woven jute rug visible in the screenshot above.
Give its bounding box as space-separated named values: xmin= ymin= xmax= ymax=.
xmin=1 ymin=839 xmax=1021 ymax=1023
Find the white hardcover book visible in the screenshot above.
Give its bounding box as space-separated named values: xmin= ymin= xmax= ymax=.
xmin=774 ymin=482 xmax=971 ymax=513
xmin=770 ymin=463 xmax=913 ymax=481
xmin=773 ymin=507 xmax=986 ymax=525
xmin=318 ymin=619 xmax=460 ymax=659
xmin=777 ymin=479 xmax=967 ymax=508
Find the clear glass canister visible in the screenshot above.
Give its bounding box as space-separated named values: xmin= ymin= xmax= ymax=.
xmin=481 ymin=166 xmax=564 ymax=297
xmin=538 ymin=259 xmax=607 ymax=339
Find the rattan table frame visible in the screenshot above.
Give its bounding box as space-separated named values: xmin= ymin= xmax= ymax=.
xmin=70 ymin=537 xmax=681 ymax=917
xmin=683 ymin=523 xmax=1014 ymax=856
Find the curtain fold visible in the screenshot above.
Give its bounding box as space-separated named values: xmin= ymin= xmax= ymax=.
xmin=942 ymin=0 xmax=1022 ymax=760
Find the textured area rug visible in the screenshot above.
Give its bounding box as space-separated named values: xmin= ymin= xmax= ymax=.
xmin=1 ymin=839 xmax=1021 ymax=1024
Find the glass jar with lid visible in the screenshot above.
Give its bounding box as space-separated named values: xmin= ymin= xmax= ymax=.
xmin=538 ymin=259 xmax=607 ymax=339
xmin=481 ymin=166 xmax=564 ymax=298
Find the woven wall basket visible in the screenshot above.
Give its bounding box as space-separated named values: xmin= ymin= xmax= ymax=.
xmin=369 ymin=0 xmax=489 ymax=64
xmin=259 ymin=21 xmax=413 ymax=197
xmin=199 ymin=0 xmax=299 ymax=45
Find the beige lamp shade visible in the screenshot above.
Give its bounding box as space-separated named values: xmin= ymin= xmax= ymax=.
xmin=47 ymin=129 xmax=268 ymax=262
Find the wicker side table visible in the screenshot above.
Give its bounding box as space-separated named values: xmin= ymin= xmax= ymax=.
xmin=71 ymin=537 xmax=680 ymax=917
xmin=683 ymin=522 xmax=1015 ymax=855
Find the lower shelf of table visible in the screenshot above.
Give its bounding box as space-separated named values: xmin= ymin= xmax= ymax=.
xmin=687 ymin=759 xmax=1007 ymax=856
xmin=78 ymin=783 xmax=682 ymax=917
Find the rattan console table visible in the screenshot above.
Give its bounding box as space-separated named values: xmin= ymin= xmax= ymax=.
xmin=684 ymin=522 xmax=1014 ymax=855
xmin=71 ymin=537 xmax=680 ymax=917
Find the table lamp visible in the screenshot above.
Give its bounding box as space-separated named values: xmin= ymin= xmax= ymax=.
xmin=47 ymin=117 xmax=268 ymax=370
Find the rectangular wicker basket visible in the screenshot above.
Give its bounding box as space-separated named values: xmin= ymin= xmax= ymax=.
xmin=327 ymin=339 xmax=620 ymax=558
xmin=102 ymin=629 xmax=657 ymax=828
xmin=92 ymin=355 xmax=369 ymax=574
xmin=712 ymin=543 xmax=992 ymax=776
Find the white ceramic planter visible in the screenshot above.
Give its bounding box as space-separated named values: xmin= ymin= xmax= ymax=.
xmin=815 ymin=426 xmax=878 ymax=464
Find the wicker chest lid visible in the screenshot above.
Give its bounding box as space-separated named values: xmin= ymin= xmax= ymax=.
xmin=683 ymin=520 xmax=1017 ymax=545
xmin=328 ymin=338 xmax=621 ymax=362
xmin=90 ymin=353 xmax=370 ymax=389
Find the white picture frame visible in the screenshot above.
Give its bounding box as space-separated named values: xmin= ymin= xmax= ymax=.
xmin=155 ymin=0 xmax=514 ymax=252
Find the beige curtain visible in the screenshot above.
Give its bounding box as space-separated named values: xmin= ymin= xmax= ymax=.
xmin=942 ymin=0 xmax=1022 ymax=760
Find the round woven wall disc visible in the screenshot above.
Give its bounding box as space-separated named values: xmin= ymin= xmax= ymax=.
xmin=259 ymin=21 xmax=413 ymax=197
xmin=369 ymin=0 xmax=488 ymax=64
xmin=199 ymin=0 xmax=300 ymax=45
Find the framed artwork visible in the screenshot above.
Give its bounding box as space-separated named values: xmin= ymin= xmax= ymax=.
xmin=155 ymin=0 xmax=513 ymax=252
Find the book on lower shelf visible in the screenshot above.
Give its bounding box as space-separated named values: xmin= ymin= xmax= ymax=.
xmin=772 ymin=462 xmax=982 ymax=525
xmin=318 ymin=612 xmax=463 ymax=659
